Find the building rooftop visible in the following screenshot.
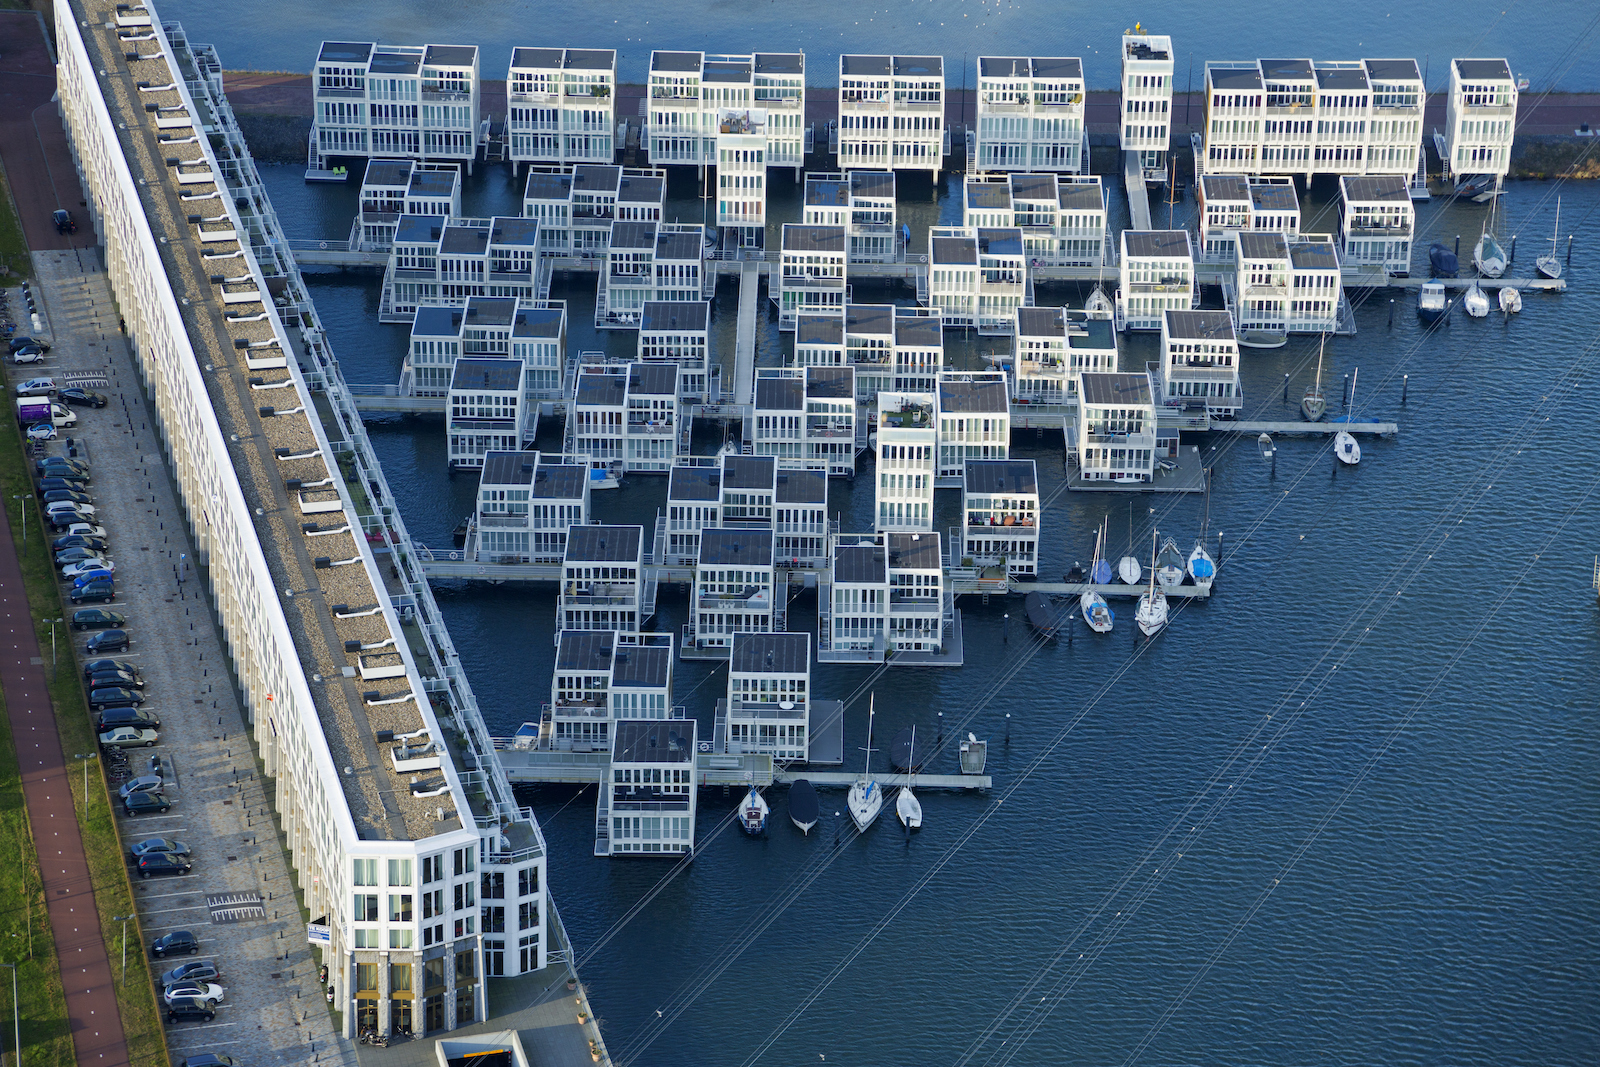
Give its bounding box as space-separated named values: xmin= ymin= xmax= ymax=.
xmin=894 ymin=313 xmax=942 ymax=349
xmin=424 ymin=44 xmax=477 ymax=69
xmin=1289 ymin=239 xmax=1340 ymax=271
xmin=894 ymin=56 xmax=943 ymax=77
xmin=931 ymin=236 xmax=978 ymax=265
xmin=1454 ymin=58 xmax=1513 ymax=82
xmin=849 ymin=171 xmax=895 ymax=200
xmin=641 ymin=300 xmax=709 ymax=333
xmin=939 ymin=375 xmax=1008 ymax=414
xmin=979 ymin=56 xmax=1082 ymax=80
xmin=576 ymin=372 xmax=627 ymax=407
xmin=731 ymin=632 xmax=810 ymax=675
xmin=1202 ymin=175 xmax=1250 ymax=203
xmin=369 ymin=53 xmax=420 ymax=76
xmin=1237 ymin=231 xmax=1289 ymax=260
xmin=572 ymin=164 xmax=622 ymax=193
xmin=1016 ymin=306 xmax=1064 ymax=338
xmin=617 ymin=174 xmax=665 ymax=204
xmin=756 ymin=374 xmax=804 ymax=411
xmin=1009 ymin=173 xmax=1056 ymax=203
xmin=805 ymin=177 xmax=849 ymax=208
xmin=722 ymin=454 xmax=777 ymax=492
xmin=610 ymin=644 xmax=671 ymax=689
xmin=1057 ymin=180 xmax=1104 ymax=211
xmin=1341 ymin=174 xmax=1411 ymax=203
xmin=655 ymin=228 xmax=702 ymax=261
xmin=1316 ymin=65 xmax=1369 ymax=91
xmin=408 ymin=168 xmax=458 ymax=199
xmin=523 ymin=170 xmax=572 ymax=201
xmin=1123 ymin=230 xmax=1191 ymax=259
xmin=797 ymin=314 xmax=845 ymax=347
xmin=463 ymin=296 xmax=518 ymax=328
xmin=652 ymin=50 xmax=703 ymax=73
xmin=450 ymin=358 xmax=522 ymax=392
xmin=1364 ymin=58 xmax=1422 ymax=83
xmin=532 ymin=463 xmax=586 ymax=500
xmin=394 ymin=214 xmax=444 ymax=244
xmin=783 ymin=224 xmax=846 ymax=254
xmin=1249 ymin=183 xmax=1299 ymax=213
xmin=511 ymin=47 xmax=563 ymax=69
xmin=319 ymin=41 xmax=374 ymax=64
xmin=965 ymin=459 xmax=1038 ymax=496
xmin=439 ymin=223 xmax=489 ymax=256
xmin=1080 ymin=372 xmax=1153 ymax=407
xmin=977 ymin=228 xmax=1024 ymax=256
xmin=609 ymin=221 xmax=656 ymax=251
xmin=565 ymin=49 xmax=616 ymax=72
xmin=703 ymin=59 xmax=753 ymax=84
xmin=411 ymin=305 xmax=461 ymax=337
xmin=840 ymin=55 xmax=891 ymax=77
xmin=668 ymin=464 xmax=721 ymax=502
xmin=627 ymin=362 xmax=678 ymax=396
xmin=1164 ymin=309 xmax=1236 ymax=342
xmin=565 ymin=525 xmax=642 ymax=563
xmin=556 ymin=629 xmax=614 ymax=673
xmin=845 ymin=304 xmax=893 ymax=336
xmin=834 ymin=542 xmax=886 ymax=584
xmin=806 ymin=366 xmax=853 ymax=398
xmin=775 ymin=468 xmax=826 ymax=505
xmin=1209 ymin=66 xmax=1265 ymax=91
xmin=1068 ymin=314 xmax=1116 ymax=351
xmin=1124 ymin=36 xmax=1171 ymax=63
xmin=480 ymin=451 xmax=538 ymax=486
xmin=612 ymin=720 xmax=695 ymax=764
xmin=364 ymin=159 xmax=413 ymax=188
xmin=514 ymin=305 xmax=565 ymax=338
xmin=698 ymin=527 xmax=775 ymax=567
xmin=754 ymin=53 xmax=805 ymax=75
xmin=966 ymin=181 xmax=1011 ymax=211
xmin=1260 ymin=58 xmax=1315 ymax=81
xmin=887 ymin=532 xmax=940 ymax=571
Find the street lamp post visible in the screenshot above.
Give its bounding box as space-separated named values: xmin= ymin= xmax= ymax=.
xmin=10 ymin=496 xmax=26 ymax=548
xmin=113 ymin=916 xmax=133 ymax=987
xmin=46 ymin=619 xmax=62 ymax=679
xmin=73 ymin=754 xmax=96 ymax=808
xmin=0 ymin=962 xmax=16 ymax=1066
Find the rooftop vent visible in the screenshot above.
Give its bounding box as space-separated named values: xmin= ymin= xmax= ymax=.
xmin=314 ymin=556 xmax=331 ymax=569
xmin=258 ymin=405 xmax=275 ymax=417
xmin=344 ymin=640 xmax=361 ymax=653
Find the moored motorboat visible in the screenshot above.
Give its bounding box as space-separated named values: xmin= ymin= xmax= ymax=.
xmin=1463 ymin=282 xmax=1490 ymax=318
xmin=1499 ymin=286 xmax=1521 ymax=315
xmin=959 ymin=733 xmax=988 ymax=775
xmin=1428 ymin=242 xmax=1458 ymax=278
xmin=1024 ymin=590 xmax=1061 ymax=639
xmin=788 ymin=779 xmax=819 ymax=835
xmin=738 ymin=783 xmax=770 ymax=836
xmin=1417 ymin=280 xmax=1450 ymax=324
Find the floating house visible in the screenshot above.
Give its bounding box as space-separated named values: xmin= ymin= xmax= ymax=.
xmin=309 ymin=41 xmax=480 ymax=172
xmin=1117 ymin=229 xmax=1194 ymax=331
xmin=506 ymin=47 xmax=617 ymax=168
xmin=558 ymin=525 xmax=648 ymax=633
xmin=973 ymin=56 xmax=1087 ymax=173
xmin=1338 ymin=174 xmax=1414 ymax=275
xmin=960 ymin=459 xmax=1040 ymax=577
xmin=1159 ymin=310 xmax=1242 ymax=418
xmin=838 ymin=55 xmax=945 ymax=173
xmin=1120 ymin=31 xmax=1174 ymax=185
xmin=446 ymin=358 xmax=527 ymax=469
xmin=936 ymin=370 xmax=1010 ymax=482
xmin=1075 ymin=371 xmax=1157 ymax=483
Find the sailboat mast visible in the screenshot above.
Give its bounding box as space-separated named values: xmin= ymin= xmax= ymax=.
xmin=1147 ymin=528 xmax=1158 ymax=597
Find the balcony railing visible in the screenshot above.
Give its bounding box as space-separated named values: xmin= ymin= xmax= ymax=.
xmin=423 ymin=88 xmax=472 ymax=102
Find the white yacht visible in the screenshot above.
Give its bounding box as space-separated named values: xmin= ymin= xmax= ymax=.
xmin=895 ymin=727 xmax=922 ymax=832
xmin=1463 ymin=282 xmax=1490 ymax=318
xmin=1080 ymin=526 xmax=1114 ymax=633
xmin=1537 ymin=199 xmax=1563 ymax=280
xmin=1135 ymin=529 xmax=1169 ymax=637
xmin=738 ymin=784 xmax=770 ymax=836
xmin=847 ymin=698 xmax=884 ymax=832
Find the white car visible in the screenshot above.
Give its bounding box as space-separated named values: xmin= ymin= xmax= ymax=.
xmin=65 ymin=523 xmax=107 ymax=539
xmin=62 ymin=557 xmax=115 ymax=579
xmin=25 ymin=423 xmax=56 ymax=441
xmin=12 ymin=348 xmax=44 ymax=365
xmin=46 ymin=501 xmax=97 ymax=518
xmin=162 ymin=981 xmax=225 ymax=1006
xmin=98 ymin=725 xmax=159 ymax=748
xmin=50 ymin=404 xmax=77 ymax=428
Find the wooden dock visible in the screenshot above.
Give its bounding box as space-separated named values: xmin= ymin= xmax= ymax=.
xmin=1231 ymin=419 xmax=1398 ymax=437
xmin=1010 ymin=580 xmax=1209 ymax=600
xmin=772 ymin=769 xmax=991 ymax=790
xmin=1384 ymin=275 xmax=1565 ymax=291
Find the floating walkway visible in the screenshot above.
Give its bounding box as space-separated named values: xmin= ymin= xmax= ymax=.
xmin=771 ymin=770 xmax=991 ymax=790
xmin=1010 ymin=580 xmax=1210 ymax=600
xmin=1385 ymin=275 xmax=1565 ymax=291
xmin=1231 ymin=419 xmax=1398 ymax=436
xmin=1123 ymin=151 xmax=1153 ymax=231
xmin=733 ymin=259 xmax=759 ymax=406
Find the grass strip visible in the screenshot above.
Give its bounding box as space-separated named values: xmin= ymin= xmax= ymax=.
xmin=0 ymin=165 xmax=32 ymax=283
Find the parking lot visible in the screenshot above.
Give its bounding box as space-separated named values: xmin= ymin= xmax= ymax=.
xmin=12 ymin=253 xmax=356 ymax=1066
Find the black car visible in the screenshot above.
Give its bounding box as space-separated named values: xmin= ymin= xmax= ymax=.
xmin=57 ymin=387 xmax=107 ymax=408
xmin=89 ymin=669 xmax=143 ymax=690
xmin=151 ymin=930 xmax=199 ymax=958
xmin=162 ymin=960 xmax=221 ymax=986
xmin=7 ymin=337 xmax=48 ymax=354
xmin=36 ymin=454 xmax=87 ymax=471
xmin=86 ymin=629 xmax=130 ymax=653
xmin=137 ymin=852 xmax=192 ymax=879
xmin=84 ymin=657 xmax=140 ymax=681
xmin=39 ymin=477 xmax=90 ymax=496
xmin=130 ymin=837 xmax=189 ymax=859
xmin=53 ymin=534 xmax=107 ymax=553
xmin=97 ymin=707 xmax=159 ymax=732
xmin=72 ymin=608 xmax=124 ymax=631
xmin=89 ymin=687 xmax=143 ymax=711
xmin=42 ymin=489 xmax=92 ymax=508
xmin=165 ymin=997 xmax=215 ymax=1023
xmin=52 ymin=209 xmax=75 ymax=235
xmin=123 ymin=791 xmax=171 ymax=816
xmin=70 ymin=580 xmax=116 ymax=605
xmin=181 ymin=1056 xmax=236 ymax=1067
xmin=48 ymin=509 xmax=93 ymax=531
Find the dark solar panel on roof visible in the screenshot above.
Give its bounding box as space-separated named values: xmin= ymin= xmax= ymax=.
xmin=556 ymin=629 xmax=613 ymax=672
xmin=1341 ymin=175 xmax=1410 ymax=203
xmin=731 ymin=632 xmax=809 ymax=674
xmin=640 ymin=301 xmax=709 ymax=333
xmin=565 ymin=525 xmax=642 ymax=562
xmin=797 ymin=314 xmax=844 ymax=346
xmin=668 ymin=464 xmax=720 ymax=501
xmin=806 ymin=366 xmax=853 ymax=396
xmin=964 ymin=459 xmax=1038 ymax=496
xmin=532 ymin=463 xmax=586 ymax=499
xmin=1164 ymin=309 xmax=1236 ymax=341
xmin=319 ymin=42 xmax=373 ymax=64
xmin=1236 ymin=231 xmax=1288 ymax=259
xmin=846 ymin=304 xmax=893 ymax=335
xmin=423 ymin=45 xmax=477 ymax=68
xmin=653 ymin=51 xmax=703 ymax=72
xmin=1080 ymin=372 xmax=1152 ymax=406
xmin=612 ymin=719 xmax=695 ymax=764
xmin=450 ymin=358 xmax=522 ymax=392
xmin=698 ymin=527 xmax=775 ymax=567
xmin=756 ymin=375 xmax=804 ymax=411
xmin=1454 ymin=58 xmax=1512 ymax=81
xmin=833 ymin=542 xmax=886 ymax=584
xmin=931 ymin=236 xmax=978 ymax=264
xmin=776 ymin=468 xmax=826 ymax=504
xmin=480 ymin=451 xmax=537 ymax=485
xmin=1123 ymin=230 xmax=1191 ymax=258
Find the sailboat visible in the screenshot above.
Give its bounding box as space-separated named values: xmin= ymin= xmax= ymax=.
xmin=1301 ymin=334 xmax=1327 ymax=422
xmin=1155 ymin=535 xmax=1185 ymax=591
xmin=1084 ymin=262 xmax=1114 ymax=318
xmin=1187 ymin=469 xmax=1216 ymax=593
xmin=1333 ymin=369 xmax=1362 ymax=466
xmin=1117 ymin=501 xmax=1142 ymax=585
xmin=788 ymin=779 xmax=819 ymax=835
xmin=1080 ymin=525 xmax=1114 ymax=633
xmin=1089 ymin=518 xmax=1113 ymax=585
xmin=846 ymin=697 xmax=884 ymax=832
xmin=1498 ymin=286 xmax=1521 ymax=315
xmin=1473 ymin=225 xmax=1507 ymax=279
xmin=1463 ymin=281 xmax=1490 ymax=318
xmin=895 ymin=727 xmax=922 ymax=833
xmin=1537 ymin=199 xmax=1563 ymax=280
xmin=738 ymin=779 xmax=770 ymax=836
xmin=1135 ymin=529 xmax=1169 ymax=637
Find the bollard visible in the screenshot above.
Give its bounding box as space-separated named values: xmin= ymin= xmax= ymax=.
xmin=937 ymin=711 xmax=943 ymax=741
xmin=1387 ymin=299 xmax=1394 ymax=328
xmin=1509 ymin=235 xmax=1516 ymax=263
xmin=1005 ymin=712 xmax=1011 ymax=743
xmin=1453 ymin=235 xmax=1460 ymax=259
xmin=1568 ymin=234 xmax=1574 ymax=266
xmin=1401 ymin=374 xmax=1409 ymax=405
xmin=1282 ymin=373 xmax=1289 ymax=403
xmin=1342 ymin=373 xmax=1350 ymax=407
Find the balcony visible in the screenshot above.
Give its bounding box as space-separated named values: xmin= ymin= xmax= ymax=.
xmin=478 ymin=514 xmax=531 ymax=529
xmin=780 ymin=274 xmax=845 ymax=290
xmin=315 ymin=87 xmax=365 ymax=100
xmin=548 ymin=700 xmax=609 ymax=719
xmin=726 ymin=701 xmax=808 ymax=721
xmin=967 ymin=516 xmax=1036 ymax=529
xmin=806 ymin=423 xmax=854 ymax=439
xmin=1129 ymin=281 xmax=1189 ymax=294
xmin=1083 ymin=429 xmax=1153 ymax=445
xmin=562 ymin=584 xmax=639 ymax=606
xmin=697 ymin=593 xmax=773 ymax=612
xmin=508 ymin=119 xmax=559 ymax=132
xmin=1345 ymin=224 xmax=1412 ymax=238
xmin=1462 ymin=102 xmax=1515 ymax=117
xmin=896 ymin=98 xmax=943 ymax=111
xmin=627 ymin=420 xmax=675 ymax=436
xmin=508 ymin=90 xmax=558 ymax=105
xmin=423 ymin=87 xmax=472 ymax=103
xmin=890 ymin=596 xmax=942 ymax=614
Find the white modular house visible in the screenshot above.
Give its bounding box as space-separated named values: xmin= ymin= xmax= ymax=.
xmin=647 ymin=51 xmax=806 ymax=170
xmin=549 ymin=630 xmax=616 ymax=750
xmin=1446 ymin=59 xmax=1517 ymax=181
xmin=1011 ymin=306 xmax=1119 ymax=405
xmin=406 ymin=305 xmax=464 ymax=397
xmin=930 ymin=226 xmax=1027 ymax=335
xmin=716 ymin=107 xmax=769 ymax=245
xmin=383 ymin=216 xmax=541 ymax=323
xmin=754 ymin=369 xmax=805 ymax=462
xmin=884 ymin=532 xmax=946 ymax=653
xmin=974 ymin=56 xmax=1086 ymax=173
xmin=1339 ymin=174 xmax=1414 ymax=275
xmin=664 ymin=461 xmax=722 ymax=566
xmin=1053 ymin=176 xmax=1110 ymax=267
xmin=691 ymin=527 xmax=777 ymax=651
xmin=638 ymin=301 xmax=712 ymax=402
xmin=571 ymin=364 xmax=626 ymax=469
xmin=310 ymin=41 xmax=480 ymax=172
xmin=724 ymin=633 xmax=811 ymax=761
xmin=623 ymin=362 xmax=681 ymax=473
xmin=777 ymin=224 xmax=847 ymax=330
xmin=820 ymin=532 xmax=948 ymax=661
xmin=839 ymin=55 xmax=945 ymax=173
xmin=506 ymin=47 xmax=616 ymax=168
xmin=805 ymin=366 xmax=857 ymax=477
xmin=960 ymin=459 xmax=1040 ymax=577
xmin=754 ymin=53 xmax=808 ymax=170
xmin=559 ymin=525 xmax=646 ymax=633
xmin=793 ymin=311 xmax=847 ymax=381
xmin=892 ymin=308 xmax=944 ymax=394
xmin=1075 ymin=371 xmax=1157 ymax=483
xmin=963 ymin=177 xmax=1014 ymax=229
xmin=1120 ymin=31 xmax=1174 ymax=185
xmin=474 ymin=451 xmax=589 ymax=564
xmin=929 ymin=230 xmax=979 ymax=330
xmin=404 ymin=298 xmax=565 ymax=403
xmin=1117 ymin=229 xmax=1194 ymax=332
xmin=720 ymin=454 xmax=778 ymax=529
xmin=964 ymin=174 xmax=1107 ymax=267
xmin=446 ymin=358 xmax=527 ymax=469
xmin=875 ymin=392 xmax=937 ymax=533
xmin=1197 ymin=174 xmax=1300 ymax=262
xmin=1159 ymin=310 xmax=1241 ymax=418
xmin=355 ymin=159 xmax=460 ymax=252
xmin=775 ymin=467 xmax=829 ymax=568
xmin=1234 ymin=231 xmax=1292 ymax=343
xmin=802 ymin=171 xmax=901 ymax=266
xmin=1288 ymin=235 xmax=1342 ymax=334
xmin=1364 ymin=59 xmax=1427 ymax=177
xmin=604 ymin=718 xmax=698 ymax=857
xmin=522 ymin=165 xmax=666 ymax=255
xmin=936 ymin=370 xmax=1010 ymax=481
xmin=599 ymin=222 xmax=708 ymax=329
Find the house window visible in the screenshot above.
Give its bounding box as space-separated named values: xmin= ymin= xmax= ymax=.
xmin=354 ymin=894 xmax=378 ymax=922
xmin=353 ymin=858 xmax=378 ymax=886
xmin=388 ymin=859 xmax=413 ymax=887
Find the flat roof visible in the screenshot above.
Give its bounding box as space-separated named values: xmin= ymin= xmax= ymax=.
xmin=1057 ymin=181 xmax=1104 ymax=211
xmin=363 ymin=159 xmax=413 ymax=188
xmin=1016 ymin=306 xmax=1063 ymax=338
xmin=938 ymin=375 xmax=1008 ymax=413
xmin=668 ymin=464 xmax=720 ymax=502
xmin=609 ymin=221 xmax=656 ymax=250
xmin=834 ymin=542 xmax=886 ymax=584
xmin=394 ymin=214 xmax=444 ymax=244
xmin=627 ymin=362 xmax=677 ymax=396
xmin=514 ymin=306 xmax=564 ymax=338
xmin=511 ymin=47 xmax=562 ymax=69
xmin=1289 ymin=239 xmax=1340 ymax=271
xmin=731 ymin=632 xmax=809 ymax=674
xmin=894 ymin=56 xmax=943 ymax=77
xmin=640 ymin=301 xmax=708 ymax=333
xmin=480 ymin=450 xmax=537 ymax=485
xmin=1250 ymin=183 xmax=1299 ymax=212
xmin=565 ymin=49 xmax=616 ymax=72
xmin=610 ymin=644 xmax=670 ymax=689
xmin=424 ymin=45 xmax=477 ymax=69
xmin=1123 ymin=230 xmax=1191 ymax=259
xmin=572 ymin=164 xmax=621 ymax=192
xmin=1237 ymin=231 xmax=1288 ymax=259
xmin=532 ymin=463 xmax=586 ymax=500
xmin=369 ymin=53 xmax=420 ymax=76
xmin=556 ymin=629 xmax=613 ymax=673
xmin=617 ymin=174 xmax=665 ymax=203
xmin=1210 ymin=66 xmax=1264 ymax=91
xmin=319 ymin=41 xmax=373 ymax=64
xmin=722 ymin=454 xmax=776 ymax=491
xmin=977 ymin=229 xmax=1024 ymax=256
xmin=565 ymin=524 xmax=642 ymax=563
xmin=932 ymin=236 xmax=978 ymax=265
xmin=895 ymin=314 xmax=942 ymax=349
xmin=463 ymin=296 xmax=517 ymax=327
xmin=756 ymin=375 xmax=804 ymax=411
xmin=845 ymin=304 xmax=893 ymax=336
xmin=840 ymin=55 xmax=891 ymax=77
xmin=887 ymin=531 xmax=940 ymax=571
xmin=450 ymin=358 xmax=522 ymax=392
xmin=966 ymin=181 xmax=1011 ymax=210
xmin=698 ymin=527 xmax=774 ymax=567
xmin=439 ymin=223 xmax=489 ymax=256
xmin=965 ymin=459 xmax=1038 ymax=496
xmin=1260 ymin=58 xmax=1315 ymax=81
xmin=850 ymin=171 xmax=895 ymax=200
xmin=979 ymin=56 xmax=1082 ymax=80
xmin=408 ymin=169 xmax=457 ymax=198
xmin=1364 ymin=58 xmax=1421 ymax=82
xmin=1068 ymin=315 xmax=1116 ymax=351
xmin=797 ymin=314 xmax=845 ymax=347
xmin=806 ymin=365 xmax=853 ymax=397
xmin=652 ymin=50 xmax=703 ymax=73
xmin=656 ymin=228 xmax=702 ymax=261
xmin=754 ymin=53 xmax=804 ymax=75
xmin=612 ymin=720 xmax=695 ymax=764
xmin=775 ymin=468 xmax=826 ymax=505
xmin=1202 ymin=175 xmax=1250 ymax=203
xmin=1316 ymin=66 xmax=1369 ymax=91
xmin=411 ymin=305 xmax=461 ymax=338
xmin=703 ymin=60 xmax=753 ymax=84
xmin=1164 ymin=309 xmax=1236 ymax=341
xmin=1080 ymin=372 xmax=1152 ymax=407
xmin=523 ymin=170 xmax=571 ymax=201
xmin=1341 ymin=175 xmax=1411 ymax=203
xmin=576 ymin=372 xmax=627 ymax=407
xmin=1009 ymin=173 xmax=1056 ymax=203
xmin=1455 ymin=58 xmax=1512 ymax=81
xmin=805 ymin=177 xmax=848 ymax=208
xmin=784 ymin=224 xmax=846 ymax=253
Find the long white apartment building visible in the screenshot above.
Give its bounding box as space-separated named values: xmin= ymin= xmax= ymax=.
xmin=930 ymin=226 xmax=1028 ymax=334
xmin=821 ymin=532 xmax=948 ymax=661
xmin=59 ymin=6 xmax=546 ymax=1040
xmin=473 ymin=451 xmax=589 ymax=564
xmin=384 ymin=215 xmax=541 ymax=322
xmin=1201 ymin=58 xmax=1426 ymax=179
xmin=1117 ymin=229 xmax=1194 ymax=332
xmin=723 ymin=633 xmax=812 ymax=761
xmin=974 ymin=56 xmax=1087 ymax=173
xmin=960 ymin=459 xmax=1040 ymax=577
xmin=1196 ymin=174 xmax=1300 ymax=261
xmin=839 ymin=55 xmax=945 ymax=173
xmin=803 ymin=171 xmax=901 ymax=266
xmin=1121 ymin=31 xmax=1174 ymax=185
xmin=599 ymin=221 xmax=708 ymax=328
xmin=559 ymin=525 xmax=648 ymax=632
xmin=522 ymin=165 xmax=667 ymax=255
xmin=446 ymin=358 xmax=528 ymax=469
xmin=1339 ymin=174 xmax=1414 ymax=275
xmin=404 ymin=297 xmax=566 ymax=402
xmin=638 ymin=300 xmax=712 ymax=402
xmin=647 ymin=51 xmax=806 ymax=170
xmin=936 ymin=370 xmax=1010 ymax=482
xmin=962 ymin=174 xmax=1109 ymax=266
xmin=875 ymin=392 xmax=937 ymax=532
xmin=310 ymin=41 xmax=480 ymax=173
xmin=1159 ymin=310 xmax=1241 ymax=418
xmin=506 ymin=47 xmax=616 ymax=168
xmin=355 ymin=159 xmax=460 ymax=252
xmin=1445 ymin=59 xmax=1518 ymax=181
xmin=776 ymin=224 xmax=847 ymax=329
xmin=1076 ymin=371 xmax=1158 ymax=483
xmin=1012 ymin=306 xmax=1119 ymax=405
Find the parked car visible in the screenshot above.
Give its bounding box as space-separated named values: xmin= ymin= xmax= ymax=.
xmin=122 ymin=791 xmax=171 ymax=816
xmin=57 ymin=387 xmax=107 ymax=408
xmin=72 ymin=608 xmax=124 ymax=631
xmin=39 ymin=481 xmax=90 ymax=501
xmin=70 ymin=580 xmax=116 ymax=605
xmin=89 ymin=687 xmax=144 ymax=711
xmin=7 ymin=338 xmax=49 ymax=354
xmin=84 ymin=657 xmax=140 ymax=681
xmin=180 ymin=1054 xmax=236 ymax=1067
xmin=130 ymin=837 xmax=188 ymax=858
xmin=62 ymin=522 xmax=107 ymax=539
xmin=86 ymin=629 xmax=130 ymax=653
xmin=42 ymin=489 xmax=92 ymax=508
xmin=49 ymin=404 xmax=77 ymax=428
xmin=99 ymin=724 xmax=157 ymax=748
xmin=52 ymin=209 xmax=75 ymax=235
xmin=163 ymin=982 xmax=223 ymax=1006
xmin=55 ymin=546 xmax=102 ymax=566
xmin=62 ymin=557 xmax=114 ymax=579
xmin=46 ymin=505 xmax=96 ymax=530
xmin=151 ymin=931 xmax=199 ymax=959
xmin=97 ymin=707 xmax=159 ymax=732
xmin=137 ymin=852 xmax=192 ymax=879
xmin=12 ymin=346 xmax=45 ymax=365
xmin=119 ymin=775 xmax=166 ymax=797
xmin=89 ymin=669 xmax=143 ymax=690
xmin=26 ymin=423 xmax=57 ymax=442
xmin=53 ymin=534 xmax=107 ymax=553
xmin=14 ymin=378 xmax=57 ymax=397
xmin=72 ymin=570 xmax=115 ymax=591
xmin=162 ymin=960 xmax=221 ymax=986
xmin=37 ymin=456 xmax=89 ymax=475
xmin=165 ymin=997 xmax=216 ymax=1024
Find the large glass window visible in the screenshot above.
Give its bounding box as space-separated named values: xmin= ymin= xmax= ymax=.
xmin=388 ymin=859 xmax=413 ymax=887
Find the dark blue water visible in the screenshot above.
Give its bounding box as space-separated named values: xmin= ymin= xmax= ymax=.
xmin=163 ymin=0 xmax=1600 ymax=93
xmin=258 ymin=148 xmax=1600 ymax=1065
